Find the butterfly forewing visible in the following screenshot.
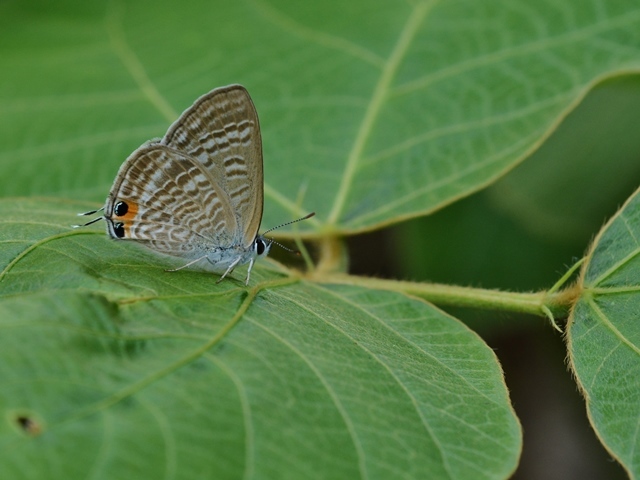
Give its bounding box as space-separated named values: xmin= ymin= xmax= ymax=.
xmin=106 ymin=145 xmax=239 ymax=252
xmin=162 ymin=85 xmax=263 ymax=248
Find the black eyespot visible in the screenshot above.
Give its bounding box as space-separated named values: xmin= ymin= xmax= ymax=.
xmin=113 ymin=222 xmax=125 ymax=238
xmin=256 ymin=238 xmax=265 ymax=255
xmin=114 ymin=201 xmax=128 ymax=216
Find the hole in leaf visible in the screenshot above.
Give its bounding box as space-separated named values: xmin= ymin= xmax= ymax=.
xmin=12 ymin=413 xmax=42 ymax=436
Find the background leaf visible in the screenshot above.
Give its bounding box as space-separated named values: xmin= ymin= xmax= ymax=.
xmin=1 ymin=0 xmax=640 ymax=233
xmin=569 ymin=186 xmax=640 ymax=479
xmin=0 ymin=198 xmax=520 ymax=479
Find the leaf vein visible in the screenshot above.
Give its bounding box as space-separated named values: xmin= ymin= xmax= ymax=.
xmin=313 ymin=283 xmax=512 ymax=421
xmin=352 ymin=129 xmax=540 ymax=225
xmin=246 ymin=312 xmax=370 ymax=479
xmin=138 ymin=396 xmax=178 ymax=480
xmin=586 ymin=296 xmax=640 ymax=367
xmin=279 ymin=285 xmax=455 ymax=478
xmin=205 ymin=353 xmax=256 ymax=480
xmin=588 ymin=246 xmax=640 ymax=287
xmin=362 ymin=91 xmax=569 ymax=168
xmin=249 ymin=0 xmax=385 ymax=68
xmin=327 ymin=0 xmax=439 ymax=225
xmin=105 ymin=1 xmax=177 ymax=122
xmin=394 ymin=9 xmax=640 ymax=96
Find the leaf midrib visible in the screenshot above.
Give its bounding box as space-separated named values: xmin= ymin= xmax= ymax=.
xmin=326 ymin=0 xmax=437 ymax=226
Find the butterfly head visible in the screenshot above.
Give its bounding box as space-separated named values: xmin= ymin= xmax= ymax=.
xmin=254 ymin=212 xmax=315 ymax=259
xmin=254 ymin=236 xmax=272 ymax=259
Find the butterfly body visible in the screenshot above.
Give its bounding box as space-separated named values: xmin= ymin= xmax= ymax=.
xmin=100 ymin=85 xmax=271 ymax=284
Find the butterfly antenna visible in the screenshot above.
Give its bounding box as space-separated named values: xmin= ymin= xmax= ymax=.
xmin=268 ymin=239 xmax=299 ymax=254
xmin=262 ymin=212 xmax=315 ymax=255
xmin=72 ymin=216 xmax=104 ymax=228
xmin=72 ymin=207 xmax=105 ymax=228
xmin=77 ymin=207 xmax=104 ymax=216
xmin=261 ymin=212 xmax=315 ymax=236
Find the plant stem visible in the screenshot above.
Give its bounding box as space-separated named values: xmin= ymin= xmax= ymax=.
xmin=318 ymin=273 xmax=579 ymax=321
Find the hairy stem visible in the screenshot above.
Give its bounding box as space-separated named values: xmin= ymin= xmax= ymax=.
xmin=318 ymin=273 xmax=580 ymax=321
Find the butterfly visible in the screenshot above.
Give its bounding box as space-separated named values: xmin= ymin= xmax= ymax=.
xmin=76 ymin=85 xmax=313 ymax=285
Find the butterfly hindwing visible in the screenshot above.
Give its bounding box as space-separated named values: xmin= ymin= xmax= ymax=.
xmin=105 ymin=144 xmax=239 ymax=256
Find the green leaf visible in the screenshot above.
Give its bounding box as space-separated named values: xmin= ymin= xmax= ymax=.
xmin=568 ymin=186 xmax=640 ymax=479
xmin=1 ymin=1 xmax=640 ymax=233
xmin=0 ymin=198 xmax=520 ymax=479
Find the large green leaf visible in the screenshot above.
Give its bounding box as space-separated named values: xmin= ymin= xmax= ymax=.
xmin=1 ymin=0 xmax=640 ymax=233
xmin=3 ymin=1 xmax=640 ymax=478
xmin=0 ymin=198 xmax=520 ymax=479
xmin=568 ymin=186 xmax=640 ymax=479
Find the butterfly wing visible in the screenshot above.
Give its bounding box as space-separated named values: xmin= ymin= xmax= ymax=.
xmin=105 ymin=144 xmax=239 ymax=259
xmin=161 ymin=84 xmax=263 ymax=249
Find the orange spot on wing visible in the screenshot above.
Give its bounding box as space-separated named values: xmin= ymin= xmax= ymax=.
xmin=112 ymin=200 xmax=139 ymax=238
xmin=121 ymin=201 xmax=139 ymax=220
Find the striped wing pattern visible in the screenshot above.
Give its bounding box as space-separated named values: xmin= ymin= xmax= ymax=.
xmin=162 ymin=85 xmax=263 ymax=248
xmin=105 ymin=144 xmax=238 ymax=258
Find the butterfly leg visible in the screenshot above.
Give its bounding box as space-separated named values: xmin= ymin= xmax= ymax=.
xmin=166 ymin=255 xmax=208 ymax=272
xmin=216 ymin=256 xmax=243 ymax=284
xmin=244 ymin=258 xmax=256 ymax=286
